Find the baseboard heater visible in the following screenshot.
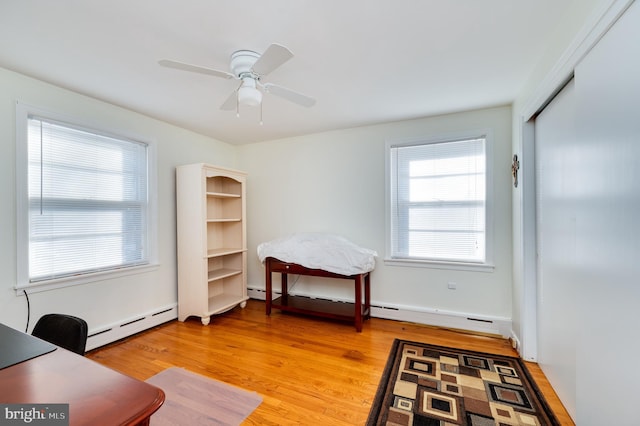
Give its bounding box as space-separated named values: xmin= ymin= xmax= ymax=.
xmin=86 ymin=304 xmax=177 ymax=351
xmin=247 ymin=286 xmax=511 ymax=337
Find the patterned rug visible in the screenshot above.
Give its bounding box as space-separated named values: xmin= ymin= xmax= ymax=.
xmin=146 ymin=367 xmax=262 ymax=425
xmin=367 ymin=339 xmax=559 ymax=425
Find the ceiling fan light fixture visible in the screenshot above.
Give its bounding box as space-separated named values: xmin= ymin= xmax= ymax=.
xmin=238 ymin=85 xmax=262 ymax=106
xmin=237 ymin=77 xmax=262 ymax=106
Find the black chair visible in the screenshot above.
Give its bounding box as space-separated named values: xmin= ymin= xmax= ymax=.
xmin=31 ymin=313 xmax=88 ymax=356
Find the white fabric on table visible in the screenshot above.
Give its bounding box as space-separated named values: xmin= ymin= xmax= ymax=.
xmin=257 ymin=233 xmax=377 ymax=275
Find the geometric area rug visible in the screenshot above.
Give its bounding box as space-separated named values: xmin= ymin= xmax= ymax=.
xmin=146 ymin=367 xmax=263 ymax=426
xmin=366 ymin=339 xmax=560 ymax=425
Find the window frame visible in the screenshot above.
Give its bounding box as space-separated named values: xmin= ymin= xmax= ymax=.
xmin=15 ymin=102 xmax=159 ymax=294
xmin=385 ymin=130 xmax=495 ymax=272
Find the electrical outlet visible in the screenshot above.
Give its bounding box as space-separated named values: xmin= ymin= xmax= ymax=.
xmin=447 ymin=282 xmax=457 ymax=290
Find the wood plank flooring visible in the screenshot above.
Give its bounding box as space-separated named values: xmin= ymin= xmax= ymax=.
xmin=87 ymin=300 xmax=573 ymax=425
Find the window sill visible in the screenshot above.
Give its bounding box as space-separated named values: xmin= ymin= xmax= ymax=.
xmin=15 ymin=263 xmax=160 ymax=295
xmin=384 ymin=257 xmax=495 ymax=273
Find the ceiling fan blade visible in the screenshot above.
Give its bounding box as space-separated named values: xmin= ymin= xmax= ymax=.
xmin=251 ymin=44 xmax=293 ymax=76
xmin=158 ymin=59 xmax=235 ymax=80
xmin=220 ymin=90 xmax=238 ymax=111
xmin=263 ymin=83 xmax=316 ymax=107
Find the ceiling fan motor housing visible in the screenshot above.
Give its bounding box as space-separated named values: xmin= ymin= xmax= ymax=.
xmin=230 ymin=50 xmax=260 ymax=78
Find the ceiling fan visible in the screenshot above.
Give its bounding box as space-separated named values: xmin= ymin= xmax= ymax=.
xmin=159 ymin=44 xmax=316 ymax=115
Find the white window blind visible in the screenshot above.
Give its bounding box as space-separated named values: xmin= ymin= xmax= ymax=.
xmin=390 ymin=137 xmax=486 ymax=263
xmin=27 ymin=116 xmax=149 ymax=282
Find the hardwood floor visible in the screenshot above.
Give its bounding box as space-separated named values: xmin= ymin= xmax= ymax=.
xmin=87 ymin=300 xmax=573 ymax=425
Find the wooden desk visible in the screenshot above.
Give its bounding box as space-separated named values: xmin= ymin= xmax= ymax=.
xmin=265 ymin=257 xmax=371 ymax=331
xmin=0 ymin=327 xmax=164 ymax=425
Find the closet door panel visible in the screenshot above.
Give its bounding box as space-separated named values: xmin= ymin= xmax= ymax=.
xmin=572 ymin=1 xmax=640 ymax=424
xmin=536 ymin=1 xmax=640 ymax=424
xmin=535 ymin=78 xmax=578 ymax=420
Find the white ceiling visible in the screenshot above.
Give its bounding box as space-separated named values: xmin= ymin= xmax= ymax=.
xmin=0 ymin=1 xmax=573 ymax=145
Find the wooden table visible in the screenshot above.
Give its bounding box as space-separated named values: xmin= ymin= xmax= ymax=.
xmin=0 ymin=325 xmax=164 ymax=425
xmin=264 ymin=257 xmax=371 ymax=331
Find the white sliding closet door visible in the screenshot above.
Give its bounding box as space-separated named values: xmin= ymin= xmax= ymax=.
xmin=535 ymin=1 xmax=640 ymax=424
xmin=535 ymin=78 xmax=577 ymax=420
xmin=572 ymin=1 xmax=640 ymax=424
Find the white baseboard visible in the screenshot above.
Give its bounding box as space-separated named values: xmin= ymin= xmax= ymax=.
xmin=247 ymin=287 xmax=511 ymax=338
xmin=84 ymin=288 xmax=512 ymax=351
xmin=86 ymin=303 xmax=177 ymax=351
xmin=370 ymin=304 xmax=511 ymax=338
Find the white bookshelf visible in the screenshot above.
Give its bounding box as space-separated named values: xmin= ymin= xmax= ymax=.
xmin=176 ymin=163 xmax=248 ymax=325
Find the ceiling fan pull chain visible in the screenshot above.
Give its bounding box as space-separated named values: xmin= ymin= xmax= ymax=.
xmin=260 ymin=101 xmax=264 ymax=126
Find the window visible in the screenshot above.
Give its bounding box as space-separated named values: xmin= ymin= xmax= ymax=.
xmin=387 ymin=133 xmax=493 ymax=269
xmin=16 ymin=104 xmax=157 ymax=290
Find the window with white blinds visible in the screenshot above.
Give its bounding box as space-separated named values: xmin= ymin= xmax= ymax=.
xmin=388 ymin=136 xmax=488 ymax=265
xmin=25 ymin=116 xmax=150 ymax=283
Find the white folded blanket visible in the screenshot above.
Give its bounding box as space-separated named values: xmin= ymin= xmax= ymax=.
xmin=257 ymin=233 xmax=377 ymax=275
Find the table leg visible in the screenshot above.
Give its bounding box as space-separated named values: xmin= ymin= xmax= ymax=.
xmin=355 ymin=274 xmax=363 ymax=332
xmin=364 ymin=272 xmax=371 ymax=320
xmin=265 ymin=262 xmax=272 ymax=315
xmin=281 ymin=273 xmax=288 ymax=304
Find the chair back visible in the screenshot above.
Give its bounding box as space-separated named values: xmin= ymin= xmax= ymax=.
xmin=32 ymin=313 xmax=88 ymax=356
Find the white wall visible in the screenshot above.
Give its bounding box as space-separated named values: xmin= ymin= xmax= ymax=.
xmin=0 ymin=67 xmax=236 ymax=338
xmin=0 ymin=66 xmax=512 ymax=342
xmin=239 ymin=106 xmax=513 ymax=327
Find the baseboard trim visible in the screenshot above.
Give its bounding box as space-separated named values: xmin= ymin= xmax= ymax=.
xmin=247 ymin=287 xmax=511 ymax=338
xmin=86 ymin=303 xmax=178 ymax=351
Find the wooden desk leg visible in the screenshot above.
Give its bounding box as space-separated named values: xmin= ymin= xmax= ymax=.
xmin=281 ymin=273 xmax=288 ymax=304
xmin=364 ymin=272 xmax=371 ymax=320
xmin=265 ymin=263 xmax=272 ymax=315
xmin=354 ymin=274 xmax=363 ymax=332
